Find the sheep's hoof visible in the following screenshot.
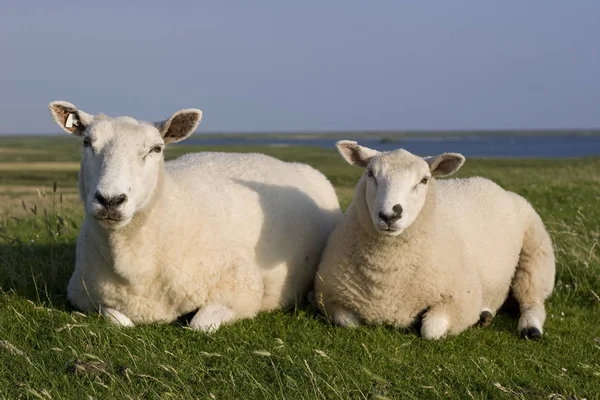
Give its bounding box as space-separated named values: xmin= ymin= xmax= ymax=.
xmin=519 ymin=326 xmax=542 ymax=339
xmin=478 ymin=311 xmax=493 ymax=327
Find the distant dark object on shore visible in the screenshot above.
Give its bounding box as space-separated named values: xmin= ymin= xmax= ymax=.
xmin=379 ymin=136 xmax=401 ymax=144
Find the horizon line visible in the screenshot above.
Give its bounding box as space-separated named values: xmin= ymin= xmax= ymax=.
xmin=2 ymin=127 xmax=600 ymax=137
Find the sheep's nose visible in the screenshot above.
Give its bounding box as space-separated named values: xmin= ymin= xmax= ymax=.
xmin=379 ymin=204 xmax=403 ymax=225
xmin=95 ymin=192 xmax=127 ymax=208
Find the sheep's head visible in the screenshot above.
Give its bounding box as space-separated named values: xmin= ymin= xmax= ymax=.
xmin=49 ymin=101 xmax=202 ymax=230
xmin=336 ymin=140 xmax=465 ymax=237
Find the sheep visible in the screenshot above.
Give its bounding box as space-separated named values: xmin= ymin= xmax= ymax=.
xmin=48 ymin=101 xmax=341 ymax=332
xmin=313 ymin=140 xmax=555 ymax=339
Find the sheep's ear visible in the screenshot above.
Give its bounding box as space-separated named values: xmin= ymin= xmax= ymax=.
xmin=336 ymin=140 xmax=380 ymax=167
xmin=155 ymin=109 xmax=203 ymax=144
xmin=425 ymin=153 xmax=465 ymax=177
xmin=48 ymin=101 xmax=94 ymax=136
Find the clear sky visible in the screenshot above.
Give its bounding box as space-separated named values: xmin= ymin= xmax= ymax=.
xmin=1 ymin=1 xmax=599 ymax=134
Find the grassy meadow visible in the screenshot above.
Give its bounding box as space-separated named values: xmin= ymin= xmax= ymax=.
xmin=0 ymin=135 xmax=599 ymax=399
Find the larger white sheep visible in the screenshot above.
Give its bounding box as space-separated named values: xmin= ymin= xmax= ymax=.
xmin=314 ymin=141 xmax=555 ymax=339
xmin=48 ymin=101 xmax=341 ymax=332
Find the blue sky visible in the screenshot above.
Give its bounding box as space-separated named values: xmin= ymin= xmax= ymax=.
xmin=1 ymin=1 xmax=599 ymax=133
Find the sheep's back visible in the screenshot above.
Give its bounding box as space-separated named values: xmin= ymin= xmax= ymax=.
xmin=167 ymin=152 xmax=339 ymax=214
xmin=166 ymin=151 xmax=341 ymax=308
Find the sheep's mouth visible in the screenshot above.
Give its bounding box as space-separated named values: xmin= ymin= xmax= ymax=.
xmin=96 ymin=216 xmax=125 ymax=223
xmin=377 ymin=226 xmax=403 ymax=236
xmin=375 ymin=224 xmax=400 ymax=233
xmin=92 ymin=212 xmax=128 ymax=226
xmin=93 ymin=215 xmax=131 ymax=230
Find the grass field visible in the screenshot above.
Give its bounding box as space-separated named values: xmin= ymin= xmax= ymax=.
xmin=0 ymin=136 xmax=599 ymax=399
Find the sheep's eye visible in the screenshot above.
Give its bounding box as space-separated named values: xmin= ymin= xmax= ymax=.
xmin=150 ymin=145 xmax=162 ymax=154
xmin=82 ymin=138 xmax=91 ymax=148
xmin=420 ymin=176 xmax=429 ymax=185
xmin=367 ymin=169 xmax=378 ymax=185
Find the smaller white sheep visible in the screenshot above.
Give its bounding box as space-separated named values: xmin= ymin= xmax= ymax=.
xmin=48 ymin=101 xmax=341 ymax=332
xmin=314 ymin=141 xmax=555 ymax=339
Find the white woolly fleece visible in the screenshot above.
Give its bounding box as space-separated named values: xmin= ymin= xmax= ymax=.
xmin=315 ymin=143 xmax=555 ymax=339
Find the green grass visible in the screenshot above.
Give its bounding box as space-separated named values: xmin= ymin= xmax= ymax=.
xmin=0 ymin=138 xmax=599 ymax=399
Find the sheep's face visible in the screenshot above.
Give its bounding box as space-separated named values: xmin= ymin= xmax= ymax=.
xmin=49 ymin=101 xmax=202 ymax=230
xmin=77 ymin=119 xmax=167 ymax=230
xmin=336 ymin=141 xmax=465 ymax=237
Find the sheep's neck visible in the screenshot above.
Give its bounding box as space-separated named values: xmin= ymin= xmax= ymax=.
xmin=348 ymin=182 xmax=437 ymax=279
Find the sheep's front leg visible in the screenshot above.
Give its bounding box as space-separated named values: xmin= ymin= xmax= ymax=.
xmin=313 ymin=292 xmax=361 ymax=328
xmin=420 ymin=306 xmax=452 ymax=340
xmin=190 ymin=304 xmax=235 ymax=333
xmin=331 ymin=306 xmax=361 ymax=328
xmin=190 ymin=259 xmax=263 ymax=333
xmin=421 ymin=296 xmax=481 ymax=340
xmin=101 ymin=306 xmax=135 ymax=327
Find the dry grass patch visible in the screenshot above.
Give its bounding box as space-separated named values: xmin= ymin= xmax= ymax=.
xmin=0 ymin=162 xmax=80 ymax=171
xmin=0 ymin=185 xmax=81 ymax=219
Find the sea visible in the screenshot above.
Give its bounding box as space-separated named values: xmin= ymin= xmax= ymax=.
xmin=183 ymin=133 xmax=600 ymax=158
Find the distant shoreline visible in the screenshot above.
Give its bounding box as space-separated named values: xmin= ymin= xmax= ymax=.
xmin=2 ymin=128 xmax=600 ymax=140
